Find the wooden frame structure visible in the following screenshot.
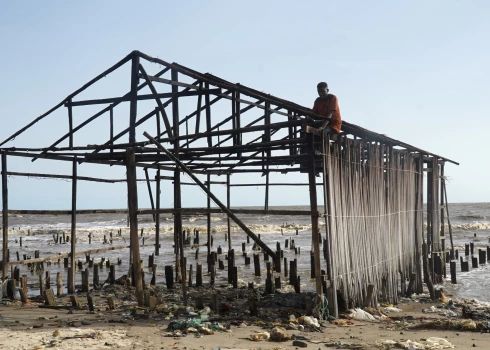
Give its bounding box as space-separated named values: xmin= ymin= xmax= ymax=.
xmin=0 ymin=50 xmax=458 ymax=317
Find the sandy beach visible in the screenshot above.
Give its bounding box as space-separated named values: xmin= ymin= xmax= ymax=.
xmin=1 ymin=284 xmax=489 ymax=350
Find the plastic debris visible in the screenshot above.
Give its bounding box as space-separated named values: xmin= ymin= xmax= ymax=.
xmin=383 ymin=306 xmax=402 ymax=313
xmin=298 ymin=316 xmax=320 ymax=327
xmin=250 ymin=331 xmax=270 ymax=341
xmin=348 ymin=308 xmax=376 ymax=322
xmin=377 ymin=337 xmax=454 ymax=349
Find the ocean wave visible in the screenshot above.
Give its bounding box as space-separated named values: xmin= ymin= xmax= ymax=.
xmin=7 ymin=222 xmax=324 ymax=237
xmin=448 ymin=223 xmax=490 ymax=230
xmin=455 ymin=215 xmax=486 ymax=221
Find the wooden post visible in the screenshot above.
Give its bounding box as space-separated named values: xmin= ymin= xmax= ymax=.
xmin=253 ymin=254 xmax=261 ymax=277
xmin=87 ymin=293 xmax=94 ymax=312
xmin=45 ymin=271 xmax=51 ymax=290
xmin=196 ymin=263 xmax=202 ymax=287
xmin=39 ymin=274 xmax=45 ymax=296
xmin=109 ymin=265 xmax=115 ymax=285
xmin=450 ymin=261 xmax=457 ymax=284
xmin=81 ymin=269 xmax=89 ymax=292
xmin=56 ymin=272 xmax=63 ymax=296
xmin=128 ymin=51 xmax=139 ymax=143
xmin=207 ymin=173 xmax=211 ymax=255
xmin=126 ymin=148 xmax=143 ymax=305
xmin=264 ymin=171 xmax=270 ymax=211
xmin=144 ymin=168 xmax=156 ymax=223
xmin=226 ymin=173 xmax=232 ymax=250
xmin=165 ymin=265 xmax=174 ymax=289
xmin=68 ymin=98 xmax=73 ymax=149
xmin=155 ymin=169 xmax=161 ymax=256
xmin=93 ymin=264 xmax=99 ymax=289
xmin=69 ymin=157 xmax=77 ymax=294
xmin=1 ymin=152 xmax=8 ymax=280
xmin=305 ymin=133 xmax=323 ymax=317
xmin=188 ymin=263 xmax=193 ymax=287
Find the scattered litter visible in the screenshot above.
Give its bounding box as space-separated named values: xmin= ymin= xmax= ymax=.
xmin=383 ymin=306 xmax=402 ymax=313
xmin=377 ymin=337 xmax=454 ymax=349
xmin=409 ymin=319 xmax=477 ymax=331
xmin=348 ymin=308 xmax=376 ymax=322
xmin=297 ymin=316 xmax=320 ymax=327
xmin=250 ymin=331 xmax=270 ymax=341
xmin=332 ymin=319 xmax=355 ymax=326
xmin=269 ymin=327 xmax=291 ymax=341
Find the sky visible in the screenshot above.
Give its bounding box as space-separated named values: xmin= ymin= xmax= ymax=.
xmin=0 ymin=1 xmax=489 ymax=210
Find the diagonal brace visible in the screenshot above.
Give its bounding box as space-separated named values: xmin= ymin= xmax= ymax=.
xmin=143 ymin=131 xmax=277 ymax=260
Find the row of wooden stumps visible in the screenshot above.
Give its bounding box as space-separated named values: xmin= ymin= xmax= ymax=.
xmin=447 ymin=243 xmax=490 ymax=284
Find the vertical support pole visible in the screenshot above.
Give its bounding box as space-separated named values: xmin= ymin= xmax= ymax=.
xmin=195 ymin=82 xmax=203 ymax=134
xmin=129 ymin=52 xmax=140 ymax=144
xmin=109 ymin=107 xmax=114 ymax=155
xmin=144 ymin=168 xmax=156 ymax=222
xmin=415 ymin=154 xmax=424 ymax=293
xmin=69 ymin=157 xmax=77 ymax=293
xmin=126 ymin=148 xmax=143 ymax=305
xmin=172 ymin=69 xmax=186 ymax=305
xmin=264 ymin=172 xmax=269 ymax=211
xmin=226 ymin=173 xmax=232 ymax=250
xmin=305 ymin=133 xmax=324 ymax=318
xmin=205 ymin=84 xmax=212 ymax=147
xmin=439 ymin=163 xmax=446 ymax=278
xmin=235 ymin=92 xmax=241 ymax=157
xmin=68 ymin=99 xmax=73 ymax=149
xmin=207 ymin=173 xmax=211 ymax=255
xmin=1 ymin=152 xmax=8 ymax=281
xmin=155 ymin=169 xmax=161 ymax=256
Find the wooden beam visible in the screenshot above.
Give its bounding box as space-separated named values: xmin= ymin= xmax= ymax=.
xmin=9 ymin=209 xmax=129 ymax=215
xmin=226 ymin=174 xmax=232 ymax=250
xmin=66 ymin=89 xmax=220 ymax=107
xmin=129 ymin=54 xmax=140 ymax=143
xmin=305 ymin=133 xmax=324 ymax=317
xmin=138 ymin=208 xmax=315 ymax=216
xmin=157 ymin=120 xmax=304 ymax=144
xmin=138 ymin=64 xmax=173 ymax=139
xmin=195 ymin=82 xmax=203 ymax=134
xmin=2 ymin=152 xmax=8 ymax=280
xmin=68 ymin=99 xmax=73 ymax=149
xmin=69 ymin=157 xmax=76 ymax=293
xmin=3 ymin=171 xmax=131 ymax=183
xmin=144 ymin=131 xmax=277 ymax=259
xmin=155 ymin=169 xmax=161 ymax=256
xmin=207 ymin=174 xmax=211 ymax=255
xmin=144 ymin=168 xmax=156 ymax=222
xmin=126 ymin=148 xmax=143 ymax=305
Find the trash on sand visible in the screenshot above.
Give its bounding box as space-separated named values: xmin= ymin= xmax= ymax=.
xmin=250 ymin=331 xmax=270 ymax=341
xmin=269 ymin=327 xmax=291 ymax=342
xmin=378 ymin=337 xmax=454 ymax=349
xmin=298 ymin=316 xmax=320 ymax=327
xmin=348 ymin=308 xmax=376 ymax=322
xmin=383 ymin=306 xmax=402 ymax=313
xmin=409 ymin=319 xmax=477 ymax=331
xmin=332 ymin=319 xmax=355 ymax=326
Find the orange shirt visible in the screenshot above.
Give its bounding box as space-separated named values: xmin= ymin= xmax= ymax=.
xmin=312 ymin=94 xmax=342 ymax=133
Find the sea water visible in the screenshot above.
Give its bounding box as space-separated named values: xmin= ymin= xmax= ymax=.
xmin=2 ymin=203 xmax=490 ymax=301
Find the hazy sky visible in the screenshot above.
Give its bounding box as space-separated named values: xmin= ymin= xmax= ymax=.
xmin=1 ymin=1 xmax=489 ymax=209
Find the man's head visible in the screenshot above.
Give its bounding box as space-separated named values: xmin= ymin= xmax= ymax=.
xmin=317 ymin=82 xmax=329 ymax=98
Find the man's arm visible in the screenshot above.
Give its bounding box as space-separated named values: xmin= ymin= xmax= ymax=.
xmin=320 ymin=112 xmax=333 ymax=129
